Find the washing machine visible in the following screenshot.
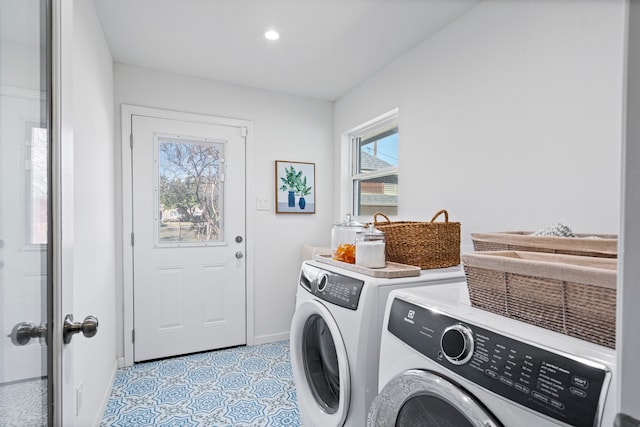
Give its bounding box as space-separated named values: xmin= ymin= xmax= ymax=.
xmin=368 ymin=282 xmax=617 ymax=427
xmin=290 ymin=259 xmax=465 ymax=427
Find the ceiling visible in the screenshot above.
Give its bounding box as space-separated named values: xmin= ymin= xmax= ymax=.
xmin=93 ymin=0 xmax=479 ymax=101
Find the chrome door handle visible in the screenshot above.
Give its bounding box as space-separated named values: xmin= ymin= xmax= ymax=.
xmin=235 ymin=251 xmax=244 ymax=259
xmin=63 ymin=314 xmax=99 ymax=344
xmin=8 ymin=322 xmax=47 ymax=346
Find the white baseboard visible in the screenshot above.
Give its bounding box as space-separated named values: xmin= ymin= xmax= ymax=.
xmin=252 ymin=331 xmax=290 ymax=345
xmin=93 ymin=359 xmax=118 ymax=427
xmin=117 ymin=357 xmax=125 ymax=369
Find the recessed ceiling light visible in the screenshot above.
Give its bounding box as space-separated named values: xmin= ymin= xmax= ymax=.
xmin=264 ymin=30 xmax=280 ymax=41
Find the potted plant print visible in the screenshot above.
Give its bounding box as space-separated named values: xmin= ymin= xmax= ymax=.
xmin=279 ymin=165 xmax=303 ymax=207
xmin=295 ymin=176 xmax=313 ymax=209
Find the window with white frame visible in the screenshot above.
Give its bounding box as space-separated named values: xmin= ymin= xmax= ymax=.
xmin=350 ymin=111 xmax=398 ymax=217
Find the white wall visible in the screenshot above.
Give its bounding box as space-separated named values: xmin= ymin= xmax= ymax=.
xmin=72 ymin=0 xmax=116 ymax=425
xmin=113 ymin=64 xmax=334 ymax=352
xmin=335 ymin=0 xmax=625 ymax=252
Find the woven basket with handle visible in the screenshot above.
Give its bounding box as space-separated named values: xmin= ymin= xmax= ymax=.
xmin=373 ymin=210 xmax=461 ymax=269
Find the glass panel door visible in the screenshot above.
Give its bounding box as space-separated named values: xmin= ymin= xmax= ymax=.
xmin=0 ymin=0 xmax=52 ymax=424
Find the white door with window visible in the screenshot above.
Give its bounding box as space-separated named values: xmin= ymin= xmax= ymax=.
xmin=131 ymin=115 xmax=246 ymax=362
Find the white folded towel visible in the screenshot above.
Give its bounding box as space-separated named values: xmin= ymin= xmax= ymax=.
xmin=532 ymin=223 xmax=576 ymax=238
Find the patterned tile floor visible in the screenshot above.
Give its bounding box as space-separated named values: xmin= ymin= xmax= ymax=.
xmin=101 ymin=340 xmax=301 ymax=426
xmin=0 ymin=378 xmax=47 ymax=426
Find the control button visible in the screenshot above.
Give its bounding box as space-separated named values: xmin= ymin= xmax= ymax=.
xmin=570 ymin=387 xmax=587 ymax=398
xmin=317 ymin=275 xmax=328 ymax=292
xmin=485 ymin=369 xmax=498 ymax=379
xmin=499 ymin=376 xmax=513 ymax=386
xmin=477 ymin=354 xmax=489 ymax=363
xmin=515 ymin=383 xmax=530 ymax=394
xmin=441 ymin=324 xmax=475 ymax=365
xmin=572 ymin=376 xmax=589 ymax=389
xmin=551 ymin=400 xmax=565 ymax=410
xmin=532 ymin=391 xmax=550 ymax=403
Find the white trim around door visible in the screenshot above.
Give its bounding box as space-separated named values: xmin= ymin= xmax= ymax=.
xmin=120 ymin=104 xmax=255 ymax=367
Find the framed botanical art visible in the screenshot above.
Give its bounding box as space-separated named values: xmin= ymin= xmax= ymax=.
xmin=275 ymin=160 xmax=315 ymax=214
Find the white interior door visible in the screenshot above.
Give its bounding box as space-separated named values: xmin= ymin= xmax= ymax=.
xmin=131 ymin=115 xmax=246 ymax=362
xmin=0 ymin=0 xmax=54 ymax=424
xmin=0 ymin=86 xmax=50 ymax=426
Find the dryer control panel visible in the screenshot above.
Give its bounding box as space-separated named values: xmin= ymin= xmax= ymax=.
xmin=388 ymin=297 xmax=610 ymax=427
xmin=299 ymin=264 xmax=365 ymax=310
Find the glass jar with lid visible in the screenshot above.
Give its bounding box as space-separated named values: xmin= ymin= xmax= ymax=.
xmin=355 ymin=225 xmax=386 ymax=268
xmin=331 ymin=214 xmax=365 ymax=264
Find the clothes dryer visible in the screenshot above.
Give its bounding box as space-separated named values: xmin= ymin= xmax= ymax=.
xmin=369 ymin=283 xmax=617 ymax=427
xmin=290 ymin=260 xmax=465 ymax=427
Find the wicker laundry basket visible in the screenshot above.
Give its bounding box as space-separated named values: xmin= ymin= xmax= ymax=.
xmin=471 ymin=231 xmax=617 ymax=258
xmin=462 ymin=251 xmax=617 ymax=348
xmin=373 ymin=210 xmax=460 ymax=269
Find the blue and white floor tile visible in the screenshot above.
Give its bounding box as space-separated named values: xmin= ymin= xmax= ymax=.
xmin=101 ymin=340 xmax=301 ymax=426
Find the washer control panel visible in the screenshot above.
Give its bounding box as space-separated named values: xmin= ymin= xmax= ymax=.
xmin=299 ymin=264 xmax=365 ymax=310
xmin=388 ymin=297 xmax=609 ymax=427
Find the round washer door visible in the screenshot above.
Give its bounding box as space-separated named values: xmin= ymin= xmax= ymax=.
xmin=368 ymin=369 xmax=502 ymax=427
xmin=290 ymin=299 xmax=350 ymax=427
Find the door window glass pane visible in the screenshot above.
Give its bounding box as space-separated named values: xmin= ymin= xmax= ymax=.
xmin=396 ymin=394 xmax=474 ymax=427
xmin=302 ymin=314 xmax=340 ymax=414
xmin=27 ymin=125 xmax=48 ymax=245
xmin=156 ymin=137 xmax=225 ymax=245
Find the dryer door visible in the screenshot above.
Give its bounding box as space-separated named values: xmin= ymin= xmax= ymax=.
xmin=290 ymin=299 xmax=350 ymax=427
xmin=368 ymin=369 xmax=502 ymax=427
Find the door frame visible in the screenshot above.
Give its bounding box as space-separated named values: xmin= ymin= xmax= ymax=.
xmin=52 ymin=0 xmax=75 ymax=424
xmin=120 ymin=104 xmax=255 ymax=367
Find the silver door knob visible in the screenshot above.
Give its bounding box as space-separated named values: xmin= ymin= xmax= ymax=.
xmin=235 ymin=251 xmax=244 ymax=259
xmin=63 ymin=314 xmax=99 ymax=344
xmin=8 ymin=322 xmax=47 ymax=346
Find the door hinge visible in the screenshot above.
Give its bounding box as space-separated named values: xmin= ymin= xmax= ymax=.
xmin=131 ymin=232 xmax=134 ymax=246
xmin=132 ymin=329 xmax=135 ymax=343
xmin=241 ymin=127 xmax=247 ymax=137
xmin=130 ymin=133 xmax=133 ymax=149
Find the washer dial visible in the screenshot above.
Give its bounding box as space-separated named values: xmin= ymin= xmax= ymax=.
xmin=441 ymin=324 xmax=474 ymax=365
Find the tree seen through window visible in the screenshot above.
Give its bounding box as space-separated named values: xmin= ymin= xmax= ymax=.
xmin=158 ymin=139 xmax=224 ymax=243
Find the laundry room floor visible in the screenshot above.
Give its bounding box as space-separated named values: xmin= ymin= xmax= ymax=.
xmin=101 ymin=340 xmax=300 ymax=426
